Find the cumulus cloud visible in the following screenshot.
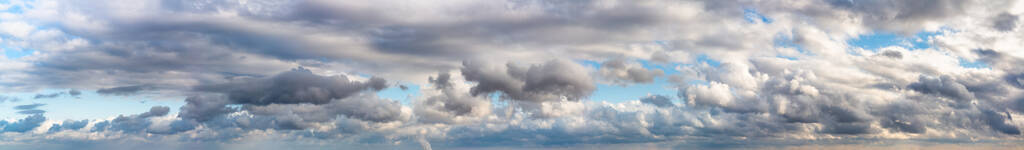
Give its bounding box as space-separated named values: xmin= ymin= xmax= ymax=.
xmin=47 ymin=119 xmax=90 ymax=132
xmin=462 ymin=59 xmax=596 ymax=103
xmin=599 ymin=58 xmax=665 ymax=85
xmin=1 ymin=114 xmax=46 ymax=133
xmin=91 ymin=106 xmax=171 ymax=133
xmin=415 ymin=72 xmax=491 ymax=123
xmin=196 ymin=67 xmax=387 ymax=105
xmin=639 ymin=95 xmax=674 ymax=107
xmin=167 ymin=67 xmax=405 ymax=134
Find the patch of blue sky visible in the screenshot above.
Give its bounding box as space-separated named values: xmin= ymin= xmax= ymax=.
xmin=3 ymin=5 xmax=21 ymax=13
xmin=590 ymin=78 xmax=677 ymax=103
xmin=743 ymin=8 xmax=772 ymax=24
xmin=773 ymin=33 xmax=808 ymax=52
xmin=0 ymin=89 xmax=185 ymax=121
xmin=579 ymin=59 xmax=682 ymax=103
xmin=958 ymin=58 xmax=990 ymax=69
xmin=376 ymin=83 xmax=420 ymax=105
xmin=578 ymin=59 xmax=601 ymax=69
xmin=2 ymin=45 xmax=34 ymax=59
xmin=847 ymin=31 xmax=943 ymax=51
xmin=0 ymin=0 xmax=27 ymax=13
xmin=638 ymin=59 xmax=681 ymax=75
xmin=695 ymin=54 xmax=721 ymax=67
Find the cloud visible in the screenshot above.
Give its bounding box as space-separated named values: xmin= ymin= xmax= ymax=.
xmin=68 ymin=89 xmax=81 ymax=96
xmin=0 ymin=95 xmax=21 ymax=103
xmin=33 ymin=92 xmax=64 ymax=99
xmin=47 ymin=119 xmax=90 ymax=132
xmin=14 ymin=103 xmax=46 ymax=114
xmin=1 ymin=0 xmax=1024 ymax=149
xmin=0 ymin=114 xmax=46 ymax=133
xmin=415 ymin=72 xmax=491 ymax=123
xmin=907 ymin=75 xmax=975 ymax=102
xmin=462 ymin=59 xmax=596 ymax=103
xmin=96 ymin=85 xmax=153 ymax=96
xmin=195 ymin=67 xmax=388 ymax=105
xmin=177 ymin=95 xmax=235 ymax=122
xmin=640 ymin=95 xmax=674 ymax=108
xmin=982 ymin=110 xmax=1021 ymax=135
xmin=599 ymin=58 xmax=665 ymax=85
xmin=91 ymin=106 xmax=172 ymax=133
xmin=993 ymin=12 xmax=1020 ymax=31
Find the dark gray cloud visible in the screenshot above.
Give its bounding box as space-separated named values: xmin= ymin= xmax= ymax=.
xmin=47 ymin=119 xmax=90 ymax=132
xmin=993 ymin=12 xmax=1019 ymax=31
xmin=91 ymin=106 xmax=172 ymax=133
xmin=982 ymin=110 xmax=1021 ymax=135
xmin=33 ymin=92 xmax=65 ymax=99
xmin=600 ymin=58 xmax=665 ymax=85
xmin=0 ymin=114 xmax=46 ymax=133
xmin=172 ymin=68 xmax=402 ymax=133
xmin=177 ymin=95 xmax=235 ymax=122
xmin=879 ymin=50 xmax=903 ymax=59
xmin=821 ymin=0 xmax=973 ymax=34
xmin=14 ymin=103 xmax=46 ymax=115
xmin=907 ymin=75 xmax=974 ymax=102
xmin=424 ymin=73 xmax=474 ymax=115
xmin=640 ymin=95 xmax=674 ymax=107
xmin=196 ymin=67 xmax=388 ymax=105
xmin=462 ymin=59 xmax=596 ymax=102
xmin=416 ymin=72 xmax=490 ymax=123
xmin=877 ymin=102 xmax=927 ymax=134
xmin=68 ymin=89 xmax=81 ymax=96
xmin=96 ymin=85 xmax=154 ymax=96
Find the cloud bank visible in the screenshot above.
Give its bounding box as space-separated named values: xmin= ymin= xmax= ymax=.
xmin=0 ymin=0 xmax=1023 ymax=149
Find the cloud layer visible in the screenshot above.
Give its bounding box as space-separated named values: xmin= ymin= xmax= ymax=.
xmin=0 ymin=0 xmax=1024 ymax=149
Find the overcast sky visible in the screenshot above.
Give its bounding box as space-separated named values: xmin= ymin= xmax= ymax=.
xmin=1 ymin=0 xmax=1024 ymax=149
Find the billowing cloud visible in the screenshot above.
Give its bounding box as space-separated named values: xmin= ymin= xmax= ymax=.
xmin=600 ymin=58 xmax=665 ymax=85
xmin=0 ymin=114 xmax=46 ymax=133
xmin=462 ymin=59 xmax=596 ymax=103
xmin=195 ymin=67 xmax=388 ymax=105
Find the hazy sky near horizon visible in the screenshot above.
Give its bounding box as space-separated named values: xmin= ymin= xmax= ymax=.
xmin=2 ymin=0 xmax=1024 ymax=149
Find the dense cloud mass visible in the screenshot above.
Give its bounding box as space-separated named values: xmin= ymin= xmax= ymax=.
xmin=0 ymin=0 xmax=1023 ymax=149
xmin=195 ymin=67 xmax=388 ymax=105
xmin=461 ymin=59 xmax=596 ymax=102
xmin=600 ymin=58 xmax=665 ymax=85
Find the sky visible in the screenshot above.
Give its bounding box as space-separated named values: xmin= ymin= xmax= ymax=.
xmin=0 ymin=0 xmax=1024 ymax=150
